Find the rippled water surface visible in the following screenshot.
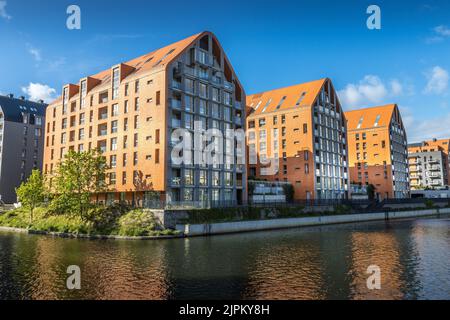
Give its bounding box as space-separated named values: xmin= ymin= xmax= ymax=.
xmin=1 ymin=217 xmax=450 ymax=300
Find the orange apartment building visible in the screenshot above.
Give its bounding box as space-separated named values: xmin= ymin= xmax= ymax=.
xmin=408 ymin=138 xmax=450 ymax=189
xmin=246 ymin=78 xmax=350 ymax=201
xmin=43 ymin=31 xmax=246 ymax=207
xmin=345 ymin=104 xmax=409 ymax=200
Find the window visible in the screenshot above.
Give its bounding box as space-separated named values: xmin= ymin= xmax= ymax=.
xmin=110 ymin=155 xmax=117 ymax=168
xmin=199 ymin=83 xmax=208 ymax=98
xmin=134 ymin=133 xmax=138 ymax=147
xmin=185 ymin=169 xmax=194 ymax=186
xmin=133 ymin=152 xmax=138 ymax=165
xmin=156 ymin=91 xmax=161 ymax=105
xmin=199 ymin=170 xmax=208 ymax=186
xmin=199 ymin=99 xmax=207 ymax=115
xmin=261 ymin=98 xmax=272 ymax=113
xmin=112 ymin=104 xmax=119 ymax=117
xmin=112 ymin=67 xmax=120 ymax=99
xmin=111 ymin=138 xmax=118 ymax=151
xmin=212 ymin=88 xmax=220 ymax=102
xmin=357 ymin=116 xmax=364 ymax=129
xmin=185 ymin=78 xmax=194 ymax=94
xmin=276 ymin=96 xmax=287 ymax=110
xmin=374 ymin=115 xmax=381 ymax=127
xmin=185 ymin=96 xmax=193 ymax=112
xmin=135 ymin=98 xmax=140 ymax=111
xmin=79 ymin=113 xmax=85 ymax=125
xmin=111 ymin=120 xmax=118 ymax=133
xmin=135 ymin=80 xmax=140 ymax=94
xmin=303 ymin=123 xmax=308 ymax=134
xmin=155 ymin=149 xmax=160 ymax=164
xmin=79 ymin=128 xmax=85 ymax=140
xmin=155 ymin=129 xmax=160 ymax=144
xmin=80 ymin=80 xmax=87 ymax=108
xmin=296 ymin=92 xmax=307 ymax=106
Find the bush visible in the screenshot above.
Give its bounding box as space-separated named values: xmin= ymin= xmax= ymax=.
xmin=118 ymin=209 xmax=158 ymax=236
xmin=425 ymin=199 xmax=435 ymax=209
xmin=30 ymin=215 xmax=92 ymax=234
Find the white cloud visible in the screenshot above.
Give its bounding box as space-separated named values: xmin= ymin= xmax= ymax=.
xmin=21 ymin=83 xmax=57 ymax=103
xmin=338 ymin=75 xmax=406 ymax=110
xmin=426 ymin=25 xmax=450 ymax=43
xmin=0 ymin=1 xmax=11 ymax=20
xmin=407 ymin=112 xmax=450 ymax=143
xmin=434 ymin=25 xmax=450 ymax=37
xmin=28 ymin=47 xmax=42 ymax=62
xmin=424 ymin=66 xmax=449 ymax=95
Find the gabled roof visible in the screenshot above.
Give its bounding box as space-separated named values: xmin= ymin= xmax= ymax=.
xmin=345 ymin=104 xmax=397 ymax=131
xmin=246 ymin=78 xmax=327 ymax=117
xmin=0 ymin=95 xmax=47 ymax=123
xmin=49 ymin=32 xmax=207 ymax=105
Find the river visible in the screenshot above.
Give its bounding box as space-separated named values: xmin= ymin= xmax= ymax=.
xmin=1 ymin=216 xmax=449 ymax=300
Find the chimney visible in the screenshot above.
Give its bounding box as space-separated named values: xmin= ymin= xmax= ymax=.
xmin=7 ymin=93 xmax=13 ymax=98
xmin=38 ymin=99 xmax=44 ymax=104
xmin=20 ymin=96 xmax=25 ymax=100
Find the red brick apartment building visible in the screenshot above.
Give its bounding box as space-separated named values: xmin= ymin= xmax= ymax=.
xmin=246 ymin=78 xmax=350 ymax=201
xmin=43 ymin=32 xmax=247 ymax=207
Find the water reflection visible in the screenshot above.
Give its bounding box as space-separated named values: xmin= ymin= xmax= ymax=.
xmin=1 ymin=217 xmax=450 ymax=300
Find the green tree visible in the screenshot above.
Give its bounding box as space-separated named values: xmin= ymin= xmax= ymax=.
xmin=51 ymin=150 xmax=107 ymax=221
xmin=16 ymin=170 xmax=46 ymax=224
xmin=282 ymin=184 xmax=295 ymax=202
xmin=367 ymin=184 xmax=376 ymax=201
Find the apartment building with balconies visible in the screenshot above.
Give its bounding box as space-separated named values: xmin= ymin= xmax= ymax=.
xmin=43 ymin=31 xmax=246 ymax=207
xmin=246 ymin=78 xmax=350 ymax=201
xmin=0 ymin=94 xmax=47 ymax=203
xmin=408 ymin=139 xmax=450 ymax=189
xmin=345 ymin=104 xmax=409 ymax=200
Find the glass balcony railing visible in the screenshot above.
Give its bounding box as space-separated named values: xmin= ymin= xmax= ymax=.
xmin=172 ymin=81 xmax=182 ymax=90
xmin=171 ymin=119 xmax=181 ymax=128
xmin=224 ymin=81 xmax=233 ymax=90
xmin=171 ymin=99 xmax=182 ymax=109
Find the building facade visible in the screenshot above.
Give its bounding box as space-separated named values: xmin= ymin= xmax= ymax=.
xmin=246 ymin=78 xmax=350 ymax=201
xmin=408 ymin=139 xmax=450 ymax=189
xmin=43 ymin=31 xmax=246 ymax=207
xmin=0 ymin=94 xmax=47 ymax=203
xmin=345 ymin=104 xmax=409 ymax=200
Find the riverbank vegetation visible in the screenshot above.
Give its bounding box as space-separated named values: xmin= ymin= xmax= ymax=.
xmin=0 ymin=150 xmax=178 ymax=237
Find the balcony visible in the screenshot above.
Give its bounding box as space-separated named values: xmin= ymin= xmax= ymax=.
xmin=171 ymin=118 xmax=181 ymax=128
xmin=224 ymin=80 xmax=233 ymax=91
xmin=170 ymin=98 xmax=182 ymax=109
xmin=194 ymin=49 xmax=212 ymax=66
xmin=172 ymin=80 xmax=182 ymax=90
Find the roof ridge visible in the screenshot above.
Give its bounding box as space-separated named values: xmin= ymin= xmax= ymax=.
xmin=247 ymin=78 xmax=327 ymax=97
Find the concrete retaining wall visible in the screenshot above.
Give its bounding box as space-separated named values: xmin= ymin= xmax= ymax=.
xmin=176 ymin=208 xmax=450 ymax=237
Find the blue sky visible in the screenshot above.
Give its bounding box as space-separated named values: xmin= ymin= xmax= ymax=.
xmin=0 ymin=0 xmax=449 ymax=142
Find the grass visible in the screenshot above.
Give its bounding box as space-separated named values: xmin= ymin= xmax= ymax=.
xmin=0 ymin=206 xmax=180 ymax=237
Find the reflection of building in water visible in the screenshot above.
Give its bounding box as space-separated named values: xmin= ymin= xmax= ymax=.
xmin=29 ymin=238 xmax=171 ymax=300
xmin=80 ymin=242 xmax=171 ymax=300
xmin=239 ymin=232 xmax=348 ymax=300
xmin=349 ymin=231 xmax=403 ymax=300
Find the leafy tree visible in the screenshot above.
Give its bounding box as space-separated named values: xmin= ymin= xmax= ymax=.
xmin=282 ymin=184 xmax=295 ymax=203
xmin=16 ymin=170 xmax=46 ymax=224
xmin=51 ymin=150 xmax=108 ymax=221
xmin=367 ymin=184 xmax=376 ymax=201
